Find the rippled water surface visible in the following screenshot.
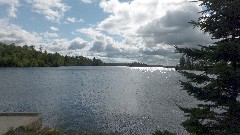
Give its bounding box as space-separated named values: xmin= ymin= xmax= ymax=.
xmin=0 ymin=66 xmax=195 ymax=134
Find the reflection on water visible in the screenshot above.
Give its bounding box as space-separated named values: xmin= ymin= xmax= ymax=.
xmin=0 ymin=66 xmax=195 ymax=135
xmin=130 ymin=67 xmax=175 ymax=72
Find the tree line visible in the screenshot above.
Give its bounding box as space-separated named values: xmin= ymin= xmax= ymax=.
xmin=0 ymin=42 xmax=104 ymax=67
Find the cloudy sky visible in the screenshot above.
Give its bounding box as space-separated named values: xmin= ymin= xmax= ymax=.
xmin=0 ymin=0 xmax=213 ymax=65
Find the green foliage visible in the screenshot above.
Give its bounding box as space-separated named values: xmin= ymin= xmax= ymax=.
xmin=152 ymin=130 xmax=176 ymax=135
xmin=190 ymin=0 xmax=240 ymax=40
xmin=176 ymin=0 xmax=240 ymax=134
xmin=0 ymin=43 xmax=104 ymax=67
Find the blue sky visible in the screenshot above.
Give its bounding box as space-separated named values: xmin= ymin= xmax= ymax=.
xmin=0 ymin=0 xmax=212 ymax=65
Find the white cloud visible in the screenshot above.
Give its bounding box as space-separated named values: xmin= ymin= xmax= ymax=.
xmin=90 ymin=41 xmax=105 ymax=52
xmin=66 ymin=17 xmax=84 ymax=23
xmin=44 ymin=38 xmax=69 ymax=53
xmin=68 ymin=37 xmax=88 ymax=50
xmin=94 ymin=0 xmax=212 ymax=65
xmin=137 ymin=4 xmax=212 ymax=47
xmin=0 ymin=0 xmax=19 ymax=17
xmin=39 ymin=31 xmax=59 ymax=44
xmin=50 ymin=26 xmax=59 ymax=31
xmin=81 ymin=0 xmax=92 ymax=4
xmin=79 ymin=19 xmax=84 ymax=23
xmin=77 ymin=28 xmax=116 ymax=45
xmin=45 ymin=37 xmax=90 ymax=57
xmin=67 ymin=17 xmax=76 ymax=23
xmin=27 ymin=0 xmax=70 ymax=22
xmin=41 ymin=31 xmax=58 ymax=38
xmin=98 ymin=0 xmax=165 ymax=35
xmin=76 ymin=28 xmax=147 ymax=63
xmin=0 ymin=19 xmax=42 ymax=45
xmin=98 ymin=0 xmax=200 ymax=36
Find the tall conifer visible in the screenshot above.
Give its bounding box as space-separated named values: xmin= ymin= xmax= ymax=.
xmin=176 ymin=0 xmax=240 ymax=134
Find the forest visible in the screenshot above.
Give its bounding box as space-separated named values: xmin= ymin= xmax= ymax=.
xmin=0 ymin=42 xmax=104 ymax=67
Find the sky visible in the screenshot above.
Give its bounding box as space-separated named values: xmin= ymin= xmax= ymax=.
xmin=0 ymin=0 xmax=213 ymax=65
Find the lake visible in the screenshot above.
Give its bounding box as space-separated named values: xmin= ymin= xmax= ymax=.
xmin=0 ymin=66 xmax=196 ymax=134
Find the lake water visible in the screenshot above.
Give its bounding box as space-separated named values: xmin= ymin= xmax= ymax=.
xmin=0 ymin=66 xmax=195 ymax=134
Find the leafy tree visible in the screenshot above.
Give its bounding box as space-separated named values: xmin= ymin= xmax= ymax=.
xmin=175 ymin=0 xmax=240 ymax=134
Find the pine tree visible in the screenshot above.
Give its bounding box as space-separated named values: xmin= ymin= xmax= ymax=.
xmin=186 ymin=56 xmax=192 ymax=69
xmin=175 ymin=0 xmax=240 ymax=134
xmin=179 ymin=56 xmax=186 ymax=68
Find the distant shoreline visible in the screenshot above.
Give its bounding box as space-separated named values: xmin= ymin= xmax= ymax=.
xmin=0 ymin=65 xmax=176 ymax=68
xmin=104 ymin=62 xmax=176 ymax=68
xmin=128 ymin=65 xmax=176 ymax=68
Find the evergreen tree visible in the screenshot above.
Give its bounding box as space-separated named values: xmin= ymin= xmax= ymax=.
xmin=179 ymin=56 xmax=186 ymax=68
xmin=186 ymin=56 xmax=192 ymax=69
xmin=175 ymin=0 xmax=240 ymax=134
xmin=92 ymin=57 xmax=104 ymax=66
